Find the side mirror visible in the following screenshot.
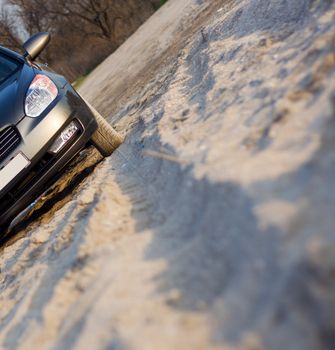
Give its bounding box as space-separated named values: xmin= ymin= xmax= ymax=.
xmin=23 ymin=32 xmax=50 ymax=61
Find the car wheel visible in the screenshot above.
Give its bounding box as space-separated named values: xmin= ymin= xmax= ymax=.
xmin=82 ymin=96 xmax=124 ymax=157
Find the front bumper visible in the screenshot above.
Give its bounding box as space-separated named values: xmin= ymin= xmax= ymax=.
xmin=0 ymin=85 xmax=97 ymax=229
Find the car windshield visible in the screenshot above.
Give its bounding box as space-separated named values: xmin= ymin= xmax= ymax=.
xmin=0 ymin=53 xmax=21 ymax=85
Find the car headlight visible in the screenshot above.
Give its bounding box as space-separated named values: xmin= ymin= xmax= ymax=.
xmin=25 ymin=74 xmax=58 ymax=117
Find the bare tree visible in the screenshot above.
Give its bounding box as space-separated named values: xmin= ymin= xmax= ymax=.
xmin=1 ymin=0 xmax=159 ymax=80
xmin=0 ymin=5 xmax=22 ymax=51
xmin=47 ymin=0 xmax=155 ymax=42
xmin=8 ymin=0 xmax=51 ymax=33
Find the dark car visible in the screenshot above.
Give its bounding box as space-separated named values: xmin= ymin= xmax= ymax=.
xmin=0 ymin=32 xmax=123 ymax=232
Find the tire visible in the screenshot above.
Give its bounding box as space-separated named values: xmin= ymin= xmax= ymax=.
xmin=81 ymin=96 xmax=124 ymax=157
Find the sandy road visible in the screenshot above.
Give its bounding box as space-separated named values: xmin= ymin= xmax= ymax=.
xmin=1 ymin=0 xmax=335 ymax=349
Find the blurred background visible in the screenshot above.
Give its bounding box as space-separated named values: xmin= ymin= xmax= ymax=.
xmin=0 ymin=0 xmax=167 ymax=81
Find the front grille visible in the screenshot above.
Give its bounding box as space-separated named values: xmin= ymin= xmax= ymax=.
xmin=0 ymin=120 xmax=82 ymax=212
xmin=0 ymin=152 xmax=54 ymax=212
xmin=0 ymin=126 xmax=21 ymax=164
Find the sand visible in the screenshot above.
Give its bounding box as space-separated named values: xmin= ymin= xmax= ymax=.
xmin=1 ymin=0 xmax=335 ymax=349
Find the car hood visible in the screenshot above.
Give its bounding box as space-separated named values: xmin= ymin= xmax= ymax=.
xmin=0 ymin=63 xmax=35 ymax=130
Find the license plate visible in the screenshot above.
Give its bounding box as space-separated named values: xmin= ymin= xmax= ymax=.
xmin=0 ymin=153 xmax=30 ymax=192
